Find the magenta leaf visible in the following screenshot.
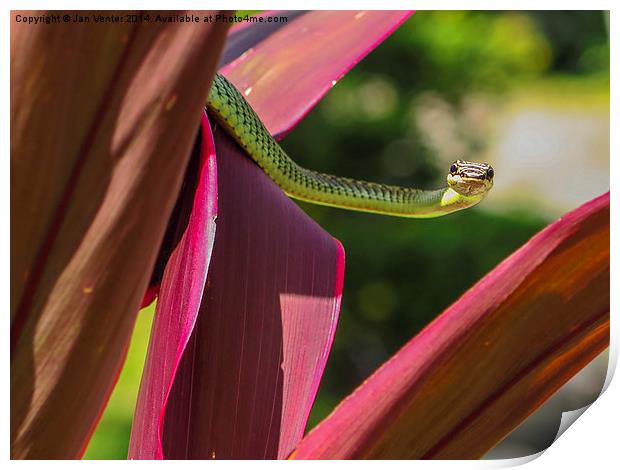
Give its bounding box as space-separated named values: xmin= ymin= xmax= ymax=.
xmin=129 ymin=118 xmax=345 ymax=459
xmin=219 ymin=11 xmax=308 ymax=68
xmin=221 ymin=10 xmax=413 ymax=140
xmin=160 ymin=123 xmax=345 ymax=459
xmin=292 ymin=193 xmax=609 ymax=459
xmin=128 ymin=114 xmax=218 ymax=459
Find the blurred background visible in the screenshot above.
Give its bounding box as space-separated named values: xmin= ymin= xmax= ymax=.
xmin=84 ymin=11 xmax=610 ymax=459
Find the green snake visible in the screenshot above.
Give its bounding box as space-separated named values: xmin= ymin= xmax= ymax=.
xmin=206 ymin=73 xmax=494 ymax=218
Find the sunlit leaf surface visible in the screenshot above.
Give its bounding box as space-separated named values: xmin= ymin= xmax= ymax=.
xmin=219 ymin=11 xmax=308 ymax=68
xmin=128 ymin=114 xmax=219 ymax=459
xmin=129 ymin=118 xmax=345 ymax=459
xmin=10 ymin=10 xmax=229 ymax=458
xmin=221 ymin=10 xmax=413 ymax=140
xmin=292 ymin=193 xmax=609 ymax=459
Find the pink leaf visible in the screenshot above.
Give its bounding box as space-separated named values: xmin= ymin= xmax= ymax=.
xmin=292 ymin=193 xmax=609 ymax=459
xmin=158 ymin=123 xmax=344 ymax=459
xmin=219 ymin=11 xmax=308 ymax=68
xmin=128 ymin=113 xmax=218 ymax=459
xmin=221 ymin=10 xmax=413 ymax=139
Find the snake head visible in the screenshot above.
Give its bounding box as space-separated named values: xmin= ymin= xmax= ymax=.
xmin=446 ymin=160 xmax=494 ymax=197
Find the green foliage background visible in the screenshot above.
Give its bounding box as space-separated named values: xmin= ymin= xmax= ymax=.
xmin=84 ymin=11 xmax=609 ymax=459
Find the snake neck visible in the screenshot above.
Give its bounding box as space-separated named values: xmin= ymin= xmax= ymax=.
xmin=206 ymin=73 xmax=486 ymax=218
xmin=285 ymin=174 xmax=486 ymax=217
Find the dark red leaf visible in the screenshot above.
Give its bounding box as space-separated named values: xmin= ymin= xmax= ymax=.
xmin=11 ymin=10 xmax=229 ymax=458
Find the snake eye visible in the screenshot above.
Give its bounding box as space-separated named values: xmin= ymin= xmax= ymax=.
xmin=486 ymin=166 xmax=494 ymax=179
xmin=450 ymin=163 xmax=458 ymax=174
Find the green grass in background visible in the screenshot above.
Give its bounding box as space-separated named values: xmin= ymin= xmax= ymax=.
xmin=83 ymin=304 xmax=154 ymax=459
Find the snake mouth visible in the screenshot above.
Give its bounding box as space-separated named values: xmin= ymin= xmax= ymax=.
xmin=447 ymin=173 xmax=493 ymax=197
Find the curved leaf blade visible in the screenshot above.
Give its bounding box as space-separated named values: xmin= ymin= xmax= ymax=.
xmin=159 ymin=122 xmax=345 ymax=459
xmin=128 ymin=114 xmax=219 ymax=459
xmin=221 ymin=10 xmax=413 ymax=140
xmin=292 ymin=193 xmax=610 ymax=459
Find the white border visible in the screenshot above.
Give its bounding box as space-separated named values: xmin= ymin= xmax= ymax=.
xmin=5 ymin=2 xmax=616 ymax=468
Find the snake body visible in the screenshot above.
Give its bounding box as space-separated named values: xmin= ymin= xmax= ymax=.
xmin=206 ymin=73 xmax=493 ymax=218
